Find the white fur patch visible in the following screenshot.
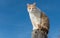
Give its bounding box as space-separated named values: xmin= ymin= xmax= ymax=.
xmin=28 ymin=7 xmax=42 ymax=30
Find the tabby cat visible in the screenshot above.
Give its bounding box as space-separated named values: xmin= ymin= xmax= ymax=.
xmin=27 ymin=3 xmax=49 ymax=34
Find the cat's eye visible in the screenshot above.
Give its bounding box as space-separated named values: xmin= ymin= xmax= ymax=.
xmin=29 ymin=8 xmax=31 ymax=9
xmin=32 ymin=8 xmax=35 ymax=9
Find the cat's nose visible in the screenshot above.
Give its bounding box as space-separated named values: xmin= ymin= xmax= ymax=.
xmin=31 ymin=9 xmax=33 ymax=11
xmin=31 ymin=9 xmax=34 ymax=11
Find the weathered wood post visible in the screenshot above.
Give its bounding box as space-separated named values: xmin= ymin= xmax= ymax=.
xmin=32 ymin=29 xmax=48 ymax=38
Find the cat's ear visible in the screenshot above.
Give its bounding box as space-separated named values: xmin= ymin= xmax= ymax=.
xmin=33 ymin=3 xmax=36 ymax=6
xmin=27 ymin=3 xmax=29 ymax=6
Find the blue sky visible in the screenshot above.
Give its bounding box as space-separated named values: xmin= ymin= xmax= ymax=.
xmin=0 ymin=0 xmax=60 ymax=38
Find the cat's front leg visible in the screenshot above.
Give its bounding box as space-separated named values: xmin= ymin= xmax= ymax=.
xmin=36 ymin=24 xmax=42 ymax=30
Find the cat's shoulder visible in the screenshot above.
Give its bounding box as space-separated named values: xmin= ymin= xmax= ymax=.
xmin=41 ymin=12 xmax=48 ymax=18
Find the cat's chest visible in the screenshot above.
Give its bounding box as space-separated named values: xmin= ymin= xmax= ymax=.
xmin=30 ymin=13 xmax=36 ymax=19
xmin=29 ymin=13 xmax=41 ymax=23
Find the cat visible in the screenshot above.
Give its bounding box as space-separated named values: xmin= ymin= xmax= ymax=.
xmin=27 ymin=3 xmax=50 ymax=34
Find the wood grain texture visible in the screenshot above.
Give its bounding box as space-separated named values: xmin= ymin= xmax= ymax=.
xmin=32 ymin=29 xmax=48 ymax=38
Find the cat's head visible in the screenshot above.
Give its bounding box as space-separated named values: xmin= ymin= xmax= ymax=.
xmin=27 ymin=3 xmax=36 ymax=13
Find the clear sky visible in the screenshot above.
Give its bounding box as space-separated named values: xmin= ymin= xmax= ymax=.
xmin=0 ymin=0 xmax=60 ymax=38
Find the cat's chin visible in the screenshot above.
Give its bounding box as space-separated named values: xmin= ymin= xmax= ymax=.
xmin=28 ymin=11 xmax=34 ymax=13
xmin=28 ymin=11 xmax=32 ymax=13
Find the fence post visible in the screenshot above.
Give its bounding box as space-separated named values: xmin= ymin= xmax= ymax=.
xmin=32 ymin=29 xmax=48 ymax=38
